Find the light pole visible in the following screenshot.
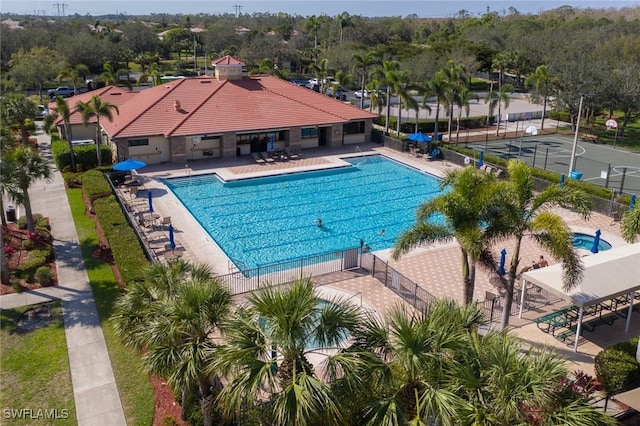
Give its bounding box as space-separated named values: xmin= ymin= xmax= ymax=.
xmin=569 ymin=94 xmax=585 ymax=174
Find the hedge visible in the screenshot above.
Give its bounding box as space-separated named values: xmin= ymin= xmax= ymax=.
xmin=52 ymin=140 xmax=112 ymax=172
xmin=81 ymin=169 xmax=112 ymax=202
xmin=92 ymin=194 xmax=149 ymax=285
xmin=594 ymin=337 xmax=640 ymax=393
xmin=375 ymin=115 xmax=491 ymax=135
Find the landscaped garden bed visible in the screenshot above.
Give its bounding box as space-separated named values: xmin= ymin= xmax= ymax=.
xmin=2 ymin=215 xmax=57 ymax=294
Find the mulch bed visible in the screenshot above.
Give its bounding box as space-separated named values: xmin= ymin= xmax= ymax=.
xmin=1 ymin=222 xmax=58 ymax=295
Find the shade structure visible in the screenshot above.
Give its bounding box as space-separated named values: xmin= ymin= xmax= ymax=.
xmin=478 ymin=151 xmax=484 ymax=168
xmin=497 ymin=248 xmax=506 ymax=275
xmin=631 ymin=193 xmax=636 ymax=210
xmin=147 ymin=190 xmax=153 ymax=213
xmin=168 ymin=224 xmax=176 ymax=250
xmin=112 ymin=159 xmax=146 ymax=171
xmin=590 ymin=229 xmax=601 ymax=254
xmin=407 ymin=132 xmax=432 ymax=143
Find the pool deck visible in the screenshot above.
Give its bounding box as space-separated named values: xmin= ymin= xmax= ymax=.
xmin=127 ymin=144 xmax=638 ymax=381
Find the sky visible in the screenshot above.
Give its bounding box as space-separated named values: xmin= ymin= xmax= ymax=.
xmin=3 ymin=0 xmax=639 ymax=18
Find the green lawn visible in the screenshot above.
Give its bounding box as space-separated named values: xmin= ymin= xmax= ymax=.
xmin=67 ymin=188 xmax=154 ymax=425
xmin=0 ymin=302 xmax=77 ymax=425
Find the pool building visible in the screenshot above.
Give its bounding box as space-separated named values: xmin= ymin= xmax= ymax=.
xmin=53 ymin=55 xmax=377 ymax=165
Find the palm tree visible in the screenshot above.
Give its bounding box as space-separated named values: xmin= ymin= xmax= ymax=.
xmin=493 ymin=160 xmax=592 ymax=329
xmin=621 ymin=204 xmax=639 ymax=243
xmin=136 ymin=62 xmax=162 ymax=87
xmin=75 ymin=95 xmax=119 ymax=166
xmin=0 ymin=93 xmax=37 ymax=146
xmin=112 ymin=260 xmax=231 ymax=426
xmin=100 ymin=63 xmax=132 ymax=89
xmin=525 ymin=65 xmax=556 ymax=130
xmin=440 ymin=60 xmax=469 ymax=142
xmin=428 ymin=72 xmax=448 ymax=142
xmin=485 ymin=83 xmax=514 ymax=136
xmin=393 ymin=72 xmax=418 ymax=136
xmin=57 ymin=63 xmax=90 ymax=95
xmin=373 ymin=60 xmax=400 ymax=135
xmin=304 ymin=15 xmax=322 ymax=51
xmin=3 ymin=147 xmax=51 ymax=233
xmin=366 ymin=79 xmax=385 ymax=114
xmin=454 ymin=88 xmax=477 ymax=144
xmin=213 ymin=278 xmax=365 ymax=425
xmin=352 ymin=51 xmax=378 ymax=109
xmin=338 ymin=12 xmax=354 ymax=45
xmin=450 ymin=328 xmax=617 ymax=425
xmin=351 ymin=300 xmax=484 ymax=424
xmin=393 ymin=167 xmax=503 ymax=304
xmin=50 ymin=96 xmax=77 ymax=172
xmin=413 ymin=82 xmax=432 ymax=133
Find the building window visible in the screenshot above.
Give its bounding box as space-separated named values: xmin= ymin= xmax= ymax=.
xmin=128 ymin=138 xmax=149 ymax=147
xmin=301 ymin=127 xmax=318 ymax=139
xmin=343 ymin=121 xmax=365 ymax=135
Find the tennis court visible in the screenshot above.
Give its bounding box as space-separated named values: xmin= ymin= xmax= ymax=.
xmin=466 ymin=134 xmax=640 ymax=196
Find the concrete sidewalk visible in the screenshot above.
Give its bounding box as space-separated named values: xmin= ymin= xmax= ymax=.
xmin=0 ymin=127 xmax=126 ymax=425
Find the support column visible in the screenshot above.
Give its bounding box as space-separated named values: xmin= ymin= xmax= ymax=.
xmin=573 ymin=307 xmax=584 ymax=353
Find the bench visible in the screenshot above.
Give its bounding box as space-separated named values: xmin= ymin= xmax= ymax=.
xmin=584 ymin=313 xmax=618 ymax=332
xmin=580 ymin=133 xmax=599 ymax=143
xmin=556 ymin=326 xmax=577 ymax=343
xmin=533 ymin=306 xmax=575 ymax=334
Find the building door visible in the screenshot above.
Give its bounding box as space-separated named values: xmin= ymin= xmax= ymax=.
xmin=319 ymin=127 xmax=327 ymax=146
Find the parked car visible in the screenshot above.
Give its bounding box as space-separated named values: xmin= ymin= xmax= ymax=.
xmin=35 ymin=105 xmax=48 ymax=120
xmin=354 ymin=90 xmax=369 ymax=99
xmin=326 ymin=88 xmax=347 ymax=101
xmin=47 ymin=86 xmax=75 ymax=99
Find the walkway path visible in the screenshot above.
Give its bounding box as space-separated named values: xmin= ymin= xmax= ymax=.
xmin=0 ymin=128 xmax=126 ymax=425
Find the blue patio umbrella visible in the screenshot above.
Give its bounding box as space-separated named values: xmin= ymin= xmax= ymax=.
xmin=112 ymin=158 xmax=146 ymax=171
xmin=478 ymin=150 xmax=484 ymax=168
xmin=407 ymin=132 xmax=432 ymax=143
xmin=559 ymin=174 xmax=565 ymax=187
xmin=147 ymin=190 xmax=154 ymax=213
xmin=498 ymin=248 xmax=507 ymax=275
xmin=268 ymin=135 xmax=274 ymax=152
xmin=590 ymin=229 xmax=601 ymax=254
xmin=630 ymin=193 xmax=636 ymax=210
xmin=168 ymin=224 xmax=176 ymax=250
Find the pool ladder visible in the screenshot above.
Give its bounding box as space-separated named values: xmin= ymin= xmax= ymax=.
xmin=354 ymin=146 xmax=366 ymax=166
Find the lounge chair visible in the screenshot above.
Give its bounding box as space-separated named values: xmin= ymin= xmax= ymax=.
xmin=285 ymin=148 xmax=299 ymax=159
xmin=251 ymin=152 xmax=265 ymax=164
xmin=259 ymin=152 xmax=275 ymax=163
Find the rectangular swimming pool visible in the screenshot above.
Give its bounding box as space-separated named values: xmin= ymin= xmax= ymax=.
xmin=165 ymin=155 xmax=444 ymax=269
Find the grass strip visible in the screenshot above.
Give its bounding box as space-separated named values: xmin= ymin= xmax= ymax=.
xmin=0 ymin=302 xmax=77 ymax=425
xmin=67 ymin=188 xmax=154 ymax=425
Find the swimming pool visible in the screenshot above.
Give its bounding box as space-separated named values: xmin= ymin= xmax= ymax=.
xmin=166 ymin=155 xmax=444 ymax=269
xmin=572 ymin=232 xmax=612 ymax=251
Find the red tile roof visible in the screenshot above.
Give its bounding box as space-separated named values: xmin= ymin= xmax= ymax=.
xmin=211 ymin=55 xmax=245 ymax=65
xmin=51 ymin=86 xmax=138 ymax=126
xmin=99 ymin=76 xmax=377 ymax=139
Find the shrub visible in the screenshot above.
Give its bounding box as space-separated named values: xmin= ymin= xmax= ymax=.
xmin=51 ymin=140 xmax=112 ymax=171
xmin=35 ymin=266 xmax=54 ymax=286
xmin=17 ymin=213 xmax=45 ymax=230
xmin=12 ymin=282 xmax=23 ymax=293
xmin=63 ymin=172 xmax=83 ymax=188
xmin=594 ymin=337 xmax=640 ymax=393
xmin=21 ymin=239 xmax=35 ymax=251
xmin=14 ymin=248 xmax=51 ymax=279
xmin=82 ymin=169 xmax=112 ymax=202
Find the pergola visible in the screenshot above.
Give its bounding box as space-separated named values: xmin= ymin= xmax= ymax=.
xmin=520 ymin=243 xmax=640 ymax=352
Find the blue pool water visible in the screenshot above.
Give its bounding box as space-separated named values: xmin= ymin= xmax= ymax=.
xmin=165 ymin=155 xmax=444 ymax=269
xmin=572 ymin=233 xmax=612 ymax=251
